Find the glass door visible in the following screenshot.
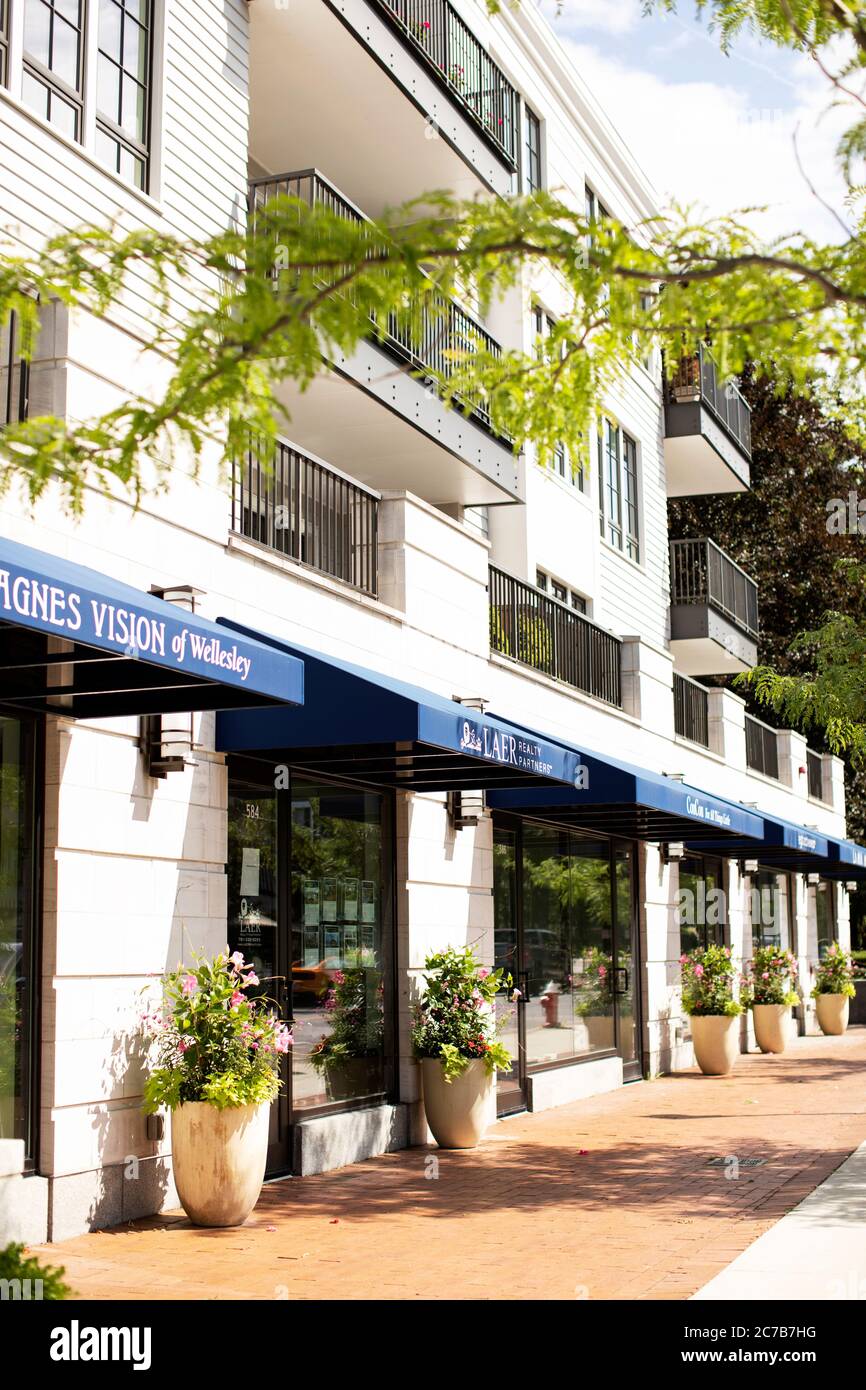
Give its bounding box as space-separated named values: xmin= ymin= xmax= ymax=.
xmin=613 ymin=842 xmax=641 ymax=1082
xmin=493 ymin=825 xmax=525 ymax=1115
xmin=226 ymin=782 xmax=292 ymax=1173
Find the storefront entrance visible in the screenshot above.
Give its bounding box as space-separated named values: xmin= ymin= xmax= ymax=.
xmin=492 ymin=817 xmax=642 ymax=1114
xmin=227 ymin=763 xmax=394 ymax=1174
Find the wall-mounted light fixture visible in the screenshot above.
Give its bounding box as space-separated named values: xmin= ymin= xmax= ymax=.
xmin=662 ymin=841 xmax=686 ymax=864
xmin=447 ymin=790 xmax=485 ymax=829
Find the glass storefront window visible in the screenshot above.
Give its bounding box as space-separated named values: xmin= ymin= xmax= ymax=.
xmin=522 ymin=826 xmax=616 ymax=1065
xmin=815 ymin=880 xmax=836 ymax=959
xmin=749 ymin=869 xmax=790 ymax=952
xmin=678 ymin=855 xmax=724 ymax=954
xmin=0 ymin=714 xmax=37 ymax=1153
xmin=290 ymin=781 xmax=388 ymax=1111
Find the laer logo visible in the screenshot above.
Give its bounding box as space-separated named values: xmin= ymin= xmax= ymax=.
xmin=50 ymin=1320 xmax=152 ymax=1371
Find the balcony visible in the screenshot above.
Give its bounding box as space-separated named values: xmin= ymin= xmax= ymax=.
xmin=669 ymin=538 xmax=759 ymax=675
xmin=664 ymin=345 xmax=752 ymax=496
xmin=252 ymin=170 xmax=519 ymax=509
xmin=232 ymin=438 xmax=379 ymax=597
xmin=489 ymin=565 xmax=622 ymax=707
xmin=248 ymin=0 xmax=518 ymax=215
xmin=745 ymin=713 xmax=779 ymax=780
xmin=673 ymin=672 xmax=709 ymax=748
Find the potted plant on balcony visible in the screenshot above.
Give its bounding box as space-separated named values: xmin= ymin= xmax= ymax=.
xmin=671 ymin=352 xmax=701 ymax=401
xmin=142 ymin=951 xmax=291 ymax=1227
xmin=811 ymin=944 xmax=856 ymax=1035
xmin=681 ymin=944 xmax=743 ymax=1075
xmin=310 ymin=951 xmax=384 ymax=1101
xmin=741 ymin=947 xmax=800 ymax=1054
xmin=412 ymin=945 xmax=512 ymax=1148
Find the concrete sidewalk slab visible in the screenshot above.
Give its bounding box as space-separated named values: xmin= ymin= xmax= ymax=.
xmin=692 ymin=1140 xmax=866 ymax=1301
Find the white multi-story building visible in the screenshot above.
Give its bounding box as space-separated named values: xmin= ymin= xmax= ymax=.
xmin=0 ymin=0 xmax=859 ymax=1244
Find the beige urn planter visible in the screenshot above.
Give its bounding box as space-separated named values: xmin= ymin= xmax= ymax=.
xmin=752 ymin=1003 xmax=792 ymax=1055
xmin=171 ymin=1100 xmax=270 ymax=1227
xmin=815 ymin=993 xmax=850 ymax=1037
xmin=421 ymin=1057 xmax=492 ymax=1149
xmin=690 ymin=1014 xmax=740 ymax=1076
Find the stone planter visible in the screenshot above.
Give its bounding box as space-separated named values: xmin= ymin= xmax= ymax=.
xmin=690 ymin=1014 xmax=740 ymax=1076
xmin=323 ymin=1057 xmax=381 ymax=1103
xmin=171 ymin=1100 xmax=270 ymax=1228
xmin=752 ymin=1003 xmax=792 ymax=1055
xmin=815 ymin=993 xmax=850 ymax=1037
xmin=421 ymin=1057 xmax=492 ymax=1149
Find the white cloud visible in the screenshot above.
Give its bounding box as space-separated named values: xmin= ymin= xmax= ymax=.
xmin=560 ymin=39 xmax=853 ymax=242
xmin=535 ymin=0 xmax=641 ymax=36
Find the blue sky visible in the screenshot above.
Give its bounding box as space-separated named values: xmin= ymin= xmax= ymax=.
xmin=531 ymin=0 xmax=854 ymax=240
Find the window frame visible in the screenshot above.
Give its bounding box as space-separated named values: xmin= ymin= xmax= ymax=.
xmin=523 ymin=101 xmax=541 ymax=194
xmin=95 ymin=0 xmax=154 ymax=191
xmin=532 ymin=305 xmax=584 ymax=491
xmin=21 ymin=0 xmax=87 ymax=141
xmin=1 ymin=307 xmax=31 ymax=425
xmin=597 ymin=415 xmax=641 ymax=562
xmin=10 ymin=0 xmax=156 ymax=194
xmin=0 ymin=0 xmax=9 ymax=87
xmin=536 ymin=568 xmax=588 ymax=616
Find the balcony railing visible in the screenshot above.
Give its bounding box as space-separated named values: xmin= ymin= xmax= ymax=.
xmin=670 ymin=538 xmax=759 ymax=640
xmin=249 ymin=170 xmax=504 ymax=436
xmin=668 ymin=344 xmax=752 ymax=459
xmin=370 ymin=0 xmax=519 ymax=166
xmin=745 ymin=713 xmax=779 ymax=780
xmin=489 ymin=565 xmax=622 ymax=707
xmin=807 ymin=749 xmax=826 ymax=802
xmin=674 ymin=673 xmax=709 ymax=748
xmin=232 ymin=439 xmax=379 ymax=597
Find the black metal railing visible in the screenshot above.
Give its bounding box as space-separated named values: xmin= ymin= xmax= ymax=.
xmin=745 ymin=714 xmax=779 ymax=780
xmin=674 ymin=673 xmax=709 ymax=747
xmin=668 ymin=343 xmax=752 ymax=458
xmin=370 ymin=0 xmax=519 ymax=166
xmin=670 ymin=538 xmax=759 ymax=640
xmin=249 ymin=170 xmax=504 ymax=435
xmin=489 ymin=565 xmax=622 ymax=707
xmin=807 ymin=749 xmax=826 ymax=802
xmin=232 ymin=439 xmax=379 ymax=597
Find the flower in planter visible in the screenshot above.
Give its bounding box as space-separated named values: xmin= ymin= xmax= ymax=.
xmin=811 ymin=943 xmax=856 ymax=998
xmin=680 ymin=943 xmax=742 ymax=1017
xmin=740 ymin=947 xmax=800 ymax=1009
xmin=141 ymin=950 xmax=291 ymax=1113
xmin=412 ymin=945 xmax=512 ymax=1081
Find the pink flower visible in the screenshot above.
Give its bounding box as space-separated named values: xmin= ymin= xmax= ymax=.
xmin=180 ymin=973 xmax=197 ymax=996
xmin=178 ymin=1038 xmax=190 ymax=1053
xmin=598 ymin=966 xmax=607 ymax=978
xmin=679 ymin=954 xmax=688 ymax=964
xmin=762 ymin=972 xmax=769 ymax=980
xmin=274 ymin=1025 xmax=292 ymax=1054
xmin=243 ymin=971 xmax=259 ymax=987
xmin=229 ymin=951 xmax=245 ymax=970
xmin=479 ymin=968 xmax=490 ymax=979
xmin=230 ymin=990 xmax=245 ymax=1007
xmin=693 ymin=963 xmax=704 ymax=977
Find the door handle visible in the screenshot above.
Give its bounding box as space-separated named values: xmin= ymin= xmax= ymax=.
xmin=615 ymin=967 xmax=629 ymax=995
xmin=517 ymin=970 xmax=530 ymax=1004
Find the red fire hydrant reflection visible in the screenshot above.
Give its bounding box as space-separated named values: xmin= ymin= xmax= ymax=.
xmin=540 ymin=983 xmax=560 ymax=1027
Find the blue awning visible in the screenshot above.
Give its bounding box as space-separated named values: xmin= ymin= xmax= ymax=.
xmin=0 ymin=537 xmax=304 ymax=716
xmin=486 ymin=744 xmax=765 ymax=842
xmin=686 ymin=812 xmax=831 ymax=869
xmin=216 ymin=624 xmax=584 ymax=791
xmin=816 ymin=837 xmax=866 ymax=881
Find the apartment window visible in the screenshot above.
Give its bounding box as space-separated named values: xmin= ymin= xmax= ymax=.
xmin=96 ymin=0 xmax=152 ymax=189
xmin=585 ymin=185 xmax=609 ymax=237
xmin=598 ymin=417 xmax=640 ymax=561
xmin=0 ymin=0 xmax=9 ymax=86
xmin=524 ymin=103 xmax=541 ymax=193
xmin=537 ymin=569 xmax=587 ymax=615
xmin=1 ymin=312 xmax=30 ymax=425
xmin=22 ymin=0 xmax=85 ymax=139
xmin=533 ymin=306 xmax=583 ymax=490
xmin=15 ymin=1 xmax=154 ymax=190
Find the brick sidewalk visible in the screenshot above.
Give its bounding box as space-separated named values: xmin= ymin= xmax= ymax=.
xmin=35 ymin=1030 xmax=866 ymax=1301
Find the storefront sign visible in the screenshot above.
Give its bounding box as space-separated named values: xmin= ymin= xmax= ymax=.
xmin=684 ymin=795 xmax=733 ymax=830
xmin=457 ymin=717 xmax=587 ymax=787
xmin=0 ymin=542 xmax=302 ymax=705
